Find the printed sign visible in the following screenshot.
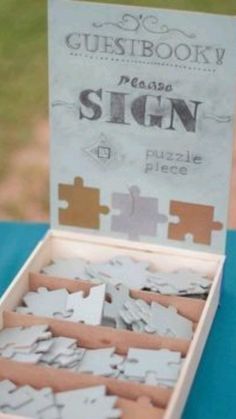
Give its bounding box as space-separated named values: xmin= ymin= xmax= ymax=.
xmin=49 ymin=0 xmax=236 ymax=253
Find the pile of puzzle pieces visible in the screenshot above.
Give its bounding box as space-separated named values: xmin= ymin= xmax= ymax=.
xmin=0 ymin=380 xmax=121 ymax=419
xmin=15 ymin=284 xmax=193 ymax=339
xmin=41 ymin=255 xmax=211 ymax=296
xmin=0 ymin=325 xmax=183 ymax=388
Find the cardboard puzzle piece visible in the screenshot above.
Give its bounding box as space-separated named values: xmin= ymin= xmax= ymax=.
xmin=145 ymin=269 xmax=211 ymax=295
xmin=41 ymin=257 xmax=92 ymax=280
xmin=77 ymin=347 xmax=124 ymax=377
xmin=168 ymin=200 xmax=223 ymax=245
xmin=103 ymin=284 xmax=130 ymax=329
xmin=57 ymin=386 xmax=120 ymax=419
xmin=0 ymin=380 xmax=32 ymax=410
xmin=0 ymin=381 xmax=121 ymax=419
xmin=40 ymin=336 xmax=85 ymax=368
xmin=19 ymin=288 xmax=70 ymax=319
xmin=16 ymin=285 xmax=106 ymax=326
xmin=121 ymin=348 xmax=182 ymax=382
xmin=145 ymin=303 xmax=193 ymax=340
xmin=111 ymin=186 xmax=168 ymax=240
xmin=0 ymin=325 xmax=51 ymax=356
xmin=12 ymin=387 xmax=56 ymax=418
xmin=87 ymin=255 xmax=151 ymax=289
xmin=59 ymin=177 xmax=110 ymax=229
xmin=66 ymin=284 xmax=106 ymax=325
xmin=119 ymin=299 xmax=151 ymax=333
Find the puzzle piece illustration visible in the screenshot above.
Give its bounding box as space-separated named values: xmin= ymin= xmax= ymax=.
xmin=87 ymin=255 xmax=150 ymax=289
xmin=111 ymin=186 xmax=167 ymax=240
xmin=59 ymin=177 xmax=110 ymax=229
xmin=168 ymin=200 xmax=223 ymax=245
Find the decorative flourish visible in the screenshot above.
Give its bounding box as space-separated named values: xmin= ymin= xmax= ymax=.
xmin=52 ymin=100 xmax=76 ymax=110
xmin=203 ymin=114 xmax=232 ymax=123
xmin=93 ymin=13 xmax=140 ymax=32
xmin=93 ymin=13 xmax=196 ymax=38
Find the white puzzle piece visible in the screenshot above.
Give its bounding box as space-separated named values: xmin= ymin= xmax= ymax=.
xmin=66 ymin=284 xmax=106 ymax=325
xmin=41 ymin=257 xmax=92 ymax=280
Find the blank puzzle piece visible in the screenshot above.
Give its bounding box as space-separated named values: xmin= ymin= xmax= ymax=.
xmin=103 ymin=284 xmax=130 ymax=329
xmin=121 ymin=348 xmax=182 ymax=382
xmin=41 ymin=255 xmax=211 ymax=297
xmin=168 ymin=200 xmax=223 ymax=245
xmin=119 ymin=298 xmax=151 ymax=333
xmin=145 ymin=303 xmax=193 ymax=340
xmin=0 ymin=381 xmax=120 ymax=419
xmin=19 ymin=288 xmax=70 ymax=318
xmin=111 ymin=186 xmax=167 ymax=240
xmin=87 ymin=255 xmax=151 ymax=289
xmin=77 ymin=348 xmax=124 ymax=377
xmin=59 ymin=177 xmax=110 ymax=229
xmin=57 ymin=386 xmax=120 ymax=419
xmin=16 ymin=285 xmax=106 ymax=326
xmin=0 ymin=325 xmax=184 ymax=390
xmin=66 ymin=284 xmax=106 ymax=325
xmin=0 ymin=325 xmax=51 ymax=355
xmin=146 ymin=269 xmax=211 ymax=295
xmin=41 ymin=257 xmax=92 ymax=280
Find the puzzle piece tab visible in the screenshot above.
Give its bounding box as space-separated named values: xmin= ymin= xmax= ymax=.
xmin=168 ymin=200 xmax=223 ymax=245
xmin=111 ymin=186 xmax=167 ymax=241
xmin=59 ymin=177 xmax=110 ymax=229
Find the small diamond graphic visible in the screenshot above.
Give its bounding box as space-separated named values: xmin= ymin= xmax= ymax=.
xmin=83 ymin=133 xmax=121 ymax=167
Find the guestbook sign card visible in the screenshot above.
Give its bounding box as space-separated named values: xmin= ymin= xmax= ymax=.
xmin=48 ymin=0 xmax=236 ymax=253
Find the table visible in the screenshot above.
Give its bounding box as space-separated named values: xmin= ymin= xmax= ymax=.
xmin=0 ymin=222 xmax=235 ymax=418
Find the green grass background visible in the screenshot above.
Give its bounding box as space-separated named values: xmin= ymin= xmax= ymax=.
xmin=0 ymin=0 xmax=235 ymax=180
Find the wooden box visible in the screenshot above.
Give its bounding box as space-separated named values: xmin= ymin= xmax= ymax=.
xmin=0 ymin=1 xmax=236 ymax=418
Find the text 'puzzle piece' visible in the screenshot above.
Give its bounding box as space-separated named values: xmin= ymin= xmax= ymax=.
xmin=59 ymin=177 xmax=110 ymax=229
xmin=168 ymin=200 xmax=223 ymax=245
xmin=111 ymin=186 xmax=167 ymax=241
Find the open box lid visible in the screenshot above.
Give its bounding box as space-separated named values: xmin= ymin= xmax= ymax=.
xmin=48 ymin=0 xmax=236 ymax=255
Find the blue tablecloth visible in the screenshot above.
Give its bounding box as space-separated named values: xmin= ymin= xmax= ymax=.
xmin=0 ymin=221 xmax=235 ymax=418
